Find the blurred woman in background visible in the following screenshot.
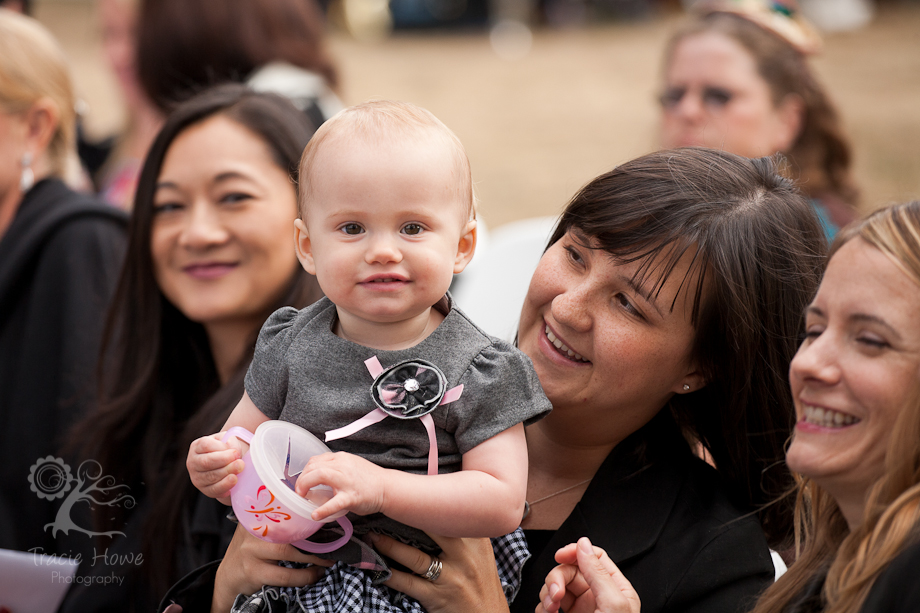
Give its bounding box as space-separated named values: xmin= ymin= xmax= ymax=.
xmin=0 ymin=8 xmax=126 ymax=556
xmin=60 ymin=85 xmax=323 ymax=612
xmin=136 ymin=0 xmax=342 ymax=125
xmin=659 ymin=1 xmax=859 ymax=238
xmin=78 ymin=0 xmax=163 ymax=210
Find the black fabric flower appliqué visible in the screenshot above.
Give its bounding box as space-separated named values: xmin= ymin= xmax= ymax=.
xmin=371 ymin=359 xmax=447 ymax=419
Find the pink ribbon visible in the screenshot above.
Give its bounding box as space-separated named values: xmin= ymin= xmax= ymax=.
xmin=324 ymin=356 xmax=462 ymax=476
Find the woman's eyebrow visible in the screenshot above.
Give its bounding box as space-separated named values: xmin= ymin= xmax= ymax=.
xmin=849 ymin=313 xmax=902 ymax=341
xmin=806 ymin=305 xmax=902 ymax=341
xmin=620 ymin=274 xmax=664 ymax=317
xmin=154 ymin=180 xmax=180 ymax=191
xmin=214 ymin=170 xmax=253 ymax=183
xmin=804 ymin=305 xmax=824 ymax=318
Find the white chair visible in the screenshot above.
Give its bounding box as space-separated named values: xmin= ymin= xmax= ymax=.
xmin=451 ymin=216 xmax=558 ymax=341
xmin=771 ymin=549 xmax=788 ymax=581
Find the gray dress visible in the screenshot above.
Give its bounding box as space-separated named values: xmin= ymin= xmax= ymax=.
xmin=242 ymin=295 xmax=550 ymax=611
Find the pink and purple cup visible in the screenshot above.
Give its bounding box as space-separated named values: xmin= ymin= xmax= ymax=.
xmin=223 ymin=421 xmax=352 ymax=553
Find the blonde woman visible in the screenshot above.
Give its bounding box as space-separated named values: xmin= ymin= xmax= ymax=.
xmin=0 ymin=9 xmax=126 ymax=555
xmin=751 ymin=200 xmax=920 ymax=612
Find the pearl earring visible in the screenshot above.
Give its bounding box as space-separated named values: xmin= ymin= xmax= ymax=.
xmin=683 ymin=384 xmax=690 ymax=391
xmin=20 ymin=152 xmax=34 ymax=192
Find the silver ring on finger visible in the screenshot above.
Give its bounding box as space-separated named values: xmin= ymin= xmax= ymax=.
xmin=421 ymin=556 xmax=442 ymax=582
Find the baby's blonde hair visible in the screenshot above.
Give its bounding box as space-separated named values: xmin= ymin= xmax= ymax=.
xmin=298 ymin=99 xmax=475 ymax=221
xmin=0 ymin=9 xmax=76 ymax=178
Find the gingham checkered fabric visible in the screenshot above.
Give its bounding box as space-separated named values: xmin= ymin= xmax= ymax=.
xmin=229 ymin=528 xmax=530 ymax=613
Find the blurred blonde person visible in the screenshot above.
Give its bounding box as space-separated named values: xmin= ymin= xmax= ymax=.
xmin=0 ymin=8 xmax=126 ymax=555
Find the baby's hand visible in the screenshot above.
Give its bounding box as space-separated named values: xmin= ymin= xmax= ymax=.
xmin=187 ymin=432 xmax=247 ymax=503
xmin=294 ymin=452 xmax=386 ymax=521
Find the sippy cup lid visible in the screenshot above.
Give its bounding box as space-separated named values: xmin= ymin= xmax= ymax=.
xmin=249 ymin=420 xmax=346 ymax=521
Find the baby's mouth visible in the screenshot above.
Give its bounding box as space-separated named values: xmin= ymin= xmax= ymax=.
xmin=545 ymin=325 xmax=588 ymax=363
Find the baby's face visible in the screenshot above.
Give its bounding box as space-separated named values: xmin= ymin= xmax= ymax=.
xmin=296 ymin=135 xmax=475 ymax=327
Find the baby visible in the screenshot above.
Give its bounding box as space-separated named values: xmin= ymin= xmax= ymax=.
xmin=188 ymin=100 xmax=551 ymax=611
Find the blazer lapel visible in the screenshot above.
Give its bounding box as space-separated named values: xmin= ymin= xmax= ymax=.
xmin=541 ymin=442 xmax=687 ymax=566
xmin=520 ymin=414 xmax=691 ymax=609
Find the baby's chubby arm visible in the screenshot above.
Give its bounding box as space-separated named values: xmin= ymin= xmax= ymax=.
xmin=187 ymin=391 xmax=270 ymax=504
xmin=296 ymin=422 xmax=528 ymax=537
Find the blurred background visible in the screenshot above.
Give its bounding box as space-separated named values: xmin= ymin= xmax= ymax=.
xmin=35 ymin=0 xmax=920 ymax=227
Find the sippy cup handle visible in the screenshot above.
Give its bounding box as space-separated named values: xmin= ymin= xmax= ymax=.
xmin=222 ymin=426 xmax=254 ymax=446
xmin=292 ymin=515 xmax=354 ymax=554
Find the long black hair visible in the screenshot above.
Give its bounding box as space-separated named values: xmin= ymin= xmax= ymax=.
xmin=550 ymin=147 xmax=827 ymax=550
xmin=69 ymin=84 xmax=323 ymax=600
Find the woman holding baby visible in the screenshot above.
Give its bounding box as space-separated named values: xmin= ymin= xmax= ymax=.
xmin=161 ymin=144 xmax=829 ymax=613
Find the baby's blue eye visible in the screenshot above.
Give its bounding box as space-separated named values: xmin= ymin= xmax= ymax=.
xmin=342 ymin=223 xmax=364 ymax=235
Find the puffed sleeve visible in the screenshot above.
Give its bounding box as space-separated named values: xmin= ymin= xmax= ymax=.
xmin=244 ymin=307 xmax=300 ymax=419
xmin=444 ymin=340 xmax=552 ymax=454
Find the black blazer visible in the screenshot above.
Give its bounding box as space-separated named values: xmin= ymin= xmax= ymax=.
xmin=785 ymin=540 xmax=920 ymax=613
xmin=513 ymin=412 xmax=775 ymax=613
xmin=859 ymin=540 xmax=920 ymax=612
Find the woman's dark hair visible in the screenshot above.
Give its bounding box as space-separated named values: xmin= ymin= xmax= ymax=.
xmin=549 ymin=147 xmax=826 ymax=549
xmin=664 ymin=12 xmax=859 ymax=213
xmin=137 ymin=0 xmax=338 ymax=112
xmin=69 ymin=84 xmax=323 ymax=601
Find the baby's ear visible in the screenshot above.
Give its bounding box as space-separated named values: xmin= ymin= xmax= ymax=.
xmin=294 ymin=219 xmax=316 ymax=275
xmin=453 ymin=219 xmax=477 ymax=274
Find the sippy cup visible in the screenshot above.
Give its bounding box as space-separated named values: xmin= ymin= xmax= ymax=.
xmin=223 ymin=421 xmax=352 ymax=553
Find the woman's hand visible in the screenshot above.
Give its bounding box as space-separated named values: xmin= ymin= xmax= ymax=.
xmin=537 ymin=537 xmax=640 ymax=613
xmin=211 ymin=524 xmax=333 ymax=613
xmin=373 ymin=533 xmax=510 ymax=613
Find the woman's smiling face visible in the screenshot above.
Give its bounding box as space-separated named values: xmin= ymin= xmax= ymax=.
xmin=517 ymin=230 xmax=704 ymax=447
xmin=150 ymin=114 xmax=300 ymax=331
xmin=786 ymin=238 xmax=920 ymax=519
